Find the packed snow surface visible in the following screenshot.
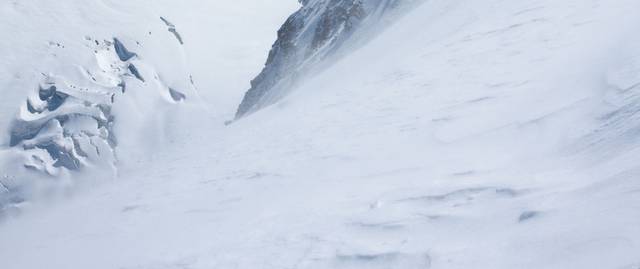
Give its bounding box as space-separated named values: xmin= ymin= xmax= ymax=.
xmin=1 ymin=0 xmax=640 ymax=269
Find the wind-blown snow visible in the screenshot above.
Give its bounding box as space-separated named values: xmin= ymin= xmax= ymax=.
xmin=236 ymin=0 xmax=424 ymax=118
xmin=1 ymin=0 xmax=640 ymax=269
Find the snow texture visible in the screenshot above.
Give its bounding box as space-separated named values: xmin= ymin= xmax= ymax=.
xmin=1 ymin=0 xmax=640 ymax=269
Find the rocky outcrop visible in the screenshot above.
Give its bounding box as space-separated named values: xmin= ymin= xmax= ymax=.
xmin=235 ymin=0 xmax=420 ymax=118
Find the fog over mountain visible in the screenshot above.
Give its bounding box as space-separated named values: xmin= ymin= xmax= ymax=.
xmin=1 ymin=1 xmax=640 ymax=268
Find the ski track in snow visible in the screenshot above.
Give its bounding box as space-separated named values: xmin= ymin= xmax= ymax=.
xmin=1 ymin=0 xmax=640 ymax=269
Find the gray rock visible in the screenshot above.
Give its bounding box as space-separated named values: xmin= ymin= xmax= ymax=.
xmin=113 ymin=38 xmax=137 ymax=61
xmin=235 ymin=0 xmax=421 ymax=118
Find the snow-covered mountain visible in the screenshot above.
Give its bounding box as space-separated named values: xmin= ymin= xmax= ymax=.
xmin=2 ymin=0 xmax=640 ymax=269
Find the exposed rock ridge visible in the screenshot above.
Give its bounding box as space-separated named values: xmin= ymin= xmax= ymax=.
xmin=235 ymin=0 xmax=421 ymax=118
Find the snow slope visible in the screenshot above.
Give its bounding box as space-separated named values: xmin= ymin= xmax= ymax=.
xmin=2 ymin=0 xmax=640 ymax=269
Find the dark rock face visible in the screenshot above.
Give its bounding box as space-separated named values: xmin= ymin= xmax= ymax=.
xmin=235 ymin=0 xmax=417 ymax=118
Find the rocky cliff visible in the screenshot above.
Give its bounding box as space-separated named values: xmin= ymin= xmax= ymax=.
xmin=235 ymin=0 xmax=421 ymax=118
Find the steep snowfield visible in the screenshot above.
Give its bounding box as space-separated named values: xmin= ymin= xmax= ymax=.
xmin=2 ymin=0 xmax=640 ymax=269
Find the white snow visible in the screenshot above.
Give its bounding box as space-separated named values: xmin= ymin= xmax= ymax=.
xmin=1 ymin=0 xmax=640 ymax=268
